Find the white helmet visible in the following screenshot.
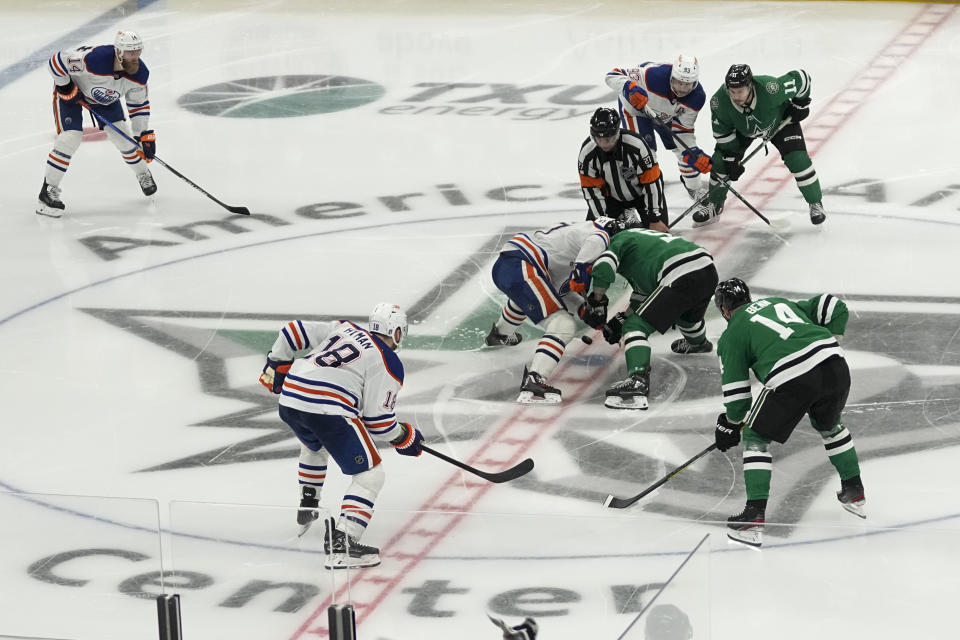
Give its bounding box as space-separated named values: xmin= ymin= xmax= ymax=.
xmin=114 ymin=31 xmax=143 ymax=58
xmin=671 ymin=54 xmax=699 ymax=84
xmin=369 ymin=302 xmax=408 ymax=346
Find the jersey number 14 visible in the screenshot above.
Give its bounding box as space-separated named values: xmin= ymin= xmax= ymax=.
xmin=749 ymin=303 xmax=804 ymax=339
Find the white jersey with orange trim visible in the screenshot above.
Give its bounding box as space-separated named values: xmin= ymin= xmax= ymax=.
xmin=605 ymin=62 xmax=706 ymax=150
xmin=48 ymin=44 xmax=151 ymax=134
xmin=500 ymin=220 xmax=612 ymax=292
xmin=266 ymin=320 xmax=407 ymax=444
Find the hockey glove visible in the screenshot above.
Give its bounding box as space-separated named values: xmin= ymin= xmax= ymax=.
xmin=682 ymin=147 xmax=713 ymax=174
xmin=602 ymin=312 xmax=626 ymax=345
xmin=578 ymin=293 xmax=608 ymax=329
xmin=390 ymin=422 xmax=424 ymax=457
xmin=714 ymin=413 xmax=742 ymax=452
xmin=622 ymin=81 xmax=649 ymax=112
xmin=259 ymin=356 xmax=293 ymax=394
xmin=722 ymin=156 xmax=744 ymax=181
xmin=788 ymin=97 xmax=810 ymax=123
xmin=136 ymin=130 xmax=156 ymax=161
xmin=568 ymin=262 xmax=592 ymax=295
xmin=56 ymin=80 xmax=80 ymax=103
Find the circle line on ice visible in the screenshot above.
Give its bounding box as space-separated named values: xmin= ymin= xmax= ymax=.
xmin=177 ymin=74 xmax=386 ymax=118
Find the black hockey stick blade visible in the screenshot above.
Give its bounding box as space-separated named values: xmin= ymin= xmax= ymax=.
xmin=421 ymin=444 xmax=534 ymax=483
xmin=79 ymin=102 xmax=250 ymax=215
xmin=603 ymin=442 xmax=717 ymax=509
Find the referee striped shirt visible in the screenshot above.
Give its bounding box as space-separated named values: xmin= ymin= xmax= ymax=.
xmin=578 ymin=129 xmax=666 ymax=225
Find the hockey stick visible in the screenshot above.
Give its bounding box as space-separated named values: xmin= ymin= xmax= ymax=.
xmin=79 ymin=102 xmax=251 ymax=215
xmin=421 ymin=444 xmax=534 ymax=483
xmin=603 ymin=442 xmax=717 ymax=509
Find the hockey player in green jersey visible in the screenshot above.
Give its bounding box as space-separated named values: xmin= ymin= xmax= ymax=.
xmin=693 ymin=64 xmax=826 ymax=228
xmin=711 ymin=278 xmax=865 ymax=548
xmin=582 ymin=227 xmax=718 ymax=409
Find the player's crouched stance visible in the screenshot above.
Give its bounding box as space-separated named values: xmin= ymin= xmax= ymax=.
xmin=258 ymin=303 xmax=425 ymax=569
xmin=712 ymin=278 xmax=865 ymax=548
xmin=485 ymin=216 xmax=635 ymax=404
xmin=37 ymin=30 xmax=157 ymax=218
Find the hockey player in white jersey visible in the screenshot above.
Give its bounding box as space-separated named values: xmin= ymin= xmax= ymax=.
xmin=37 ymin=30 xmax=157 ymax=218
xmin=485 ymin=214 xmax=638 ymax=404
xmin=258 ymin=303 xmax=425 ymax=569
xmin=605 ymin=54 xmax=712 ymax=201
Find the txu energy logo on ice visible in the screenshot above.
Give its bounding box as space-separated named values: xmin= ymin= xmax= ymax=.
xmin=178 ymin=75 xmax=614 ymax=120
xmin=177 ymin=74 xmax=386 ymax=118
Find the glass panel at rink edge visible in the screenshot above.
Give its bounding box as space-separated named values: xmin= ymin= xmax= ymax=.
xmin=0 ymin=491 xmax=163 ymax=640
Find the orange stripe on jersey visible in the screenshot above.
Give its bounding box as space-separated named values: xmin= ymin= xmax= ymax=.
xmin=50 ymin=55 xmax=67 ymax=76
xmin=511 ymin=235 xmax=548 ymax=273
xmin=342 ymin=507 xmax=373 ymax=519
xmin=523 ymin=262 xmax=561 ymax=316
xmin=624 ymin=113 xmax=637 ymax=132
xmin=579 ymin=174 xmax=604 ymax=188
xmin=283 ymin=383 xmax=355 ymax=406
xmin=128 ymin=105 xmax=149 ymax=113
xmin=52 ymin=91 xmax=62 ymax=134
xmin=351 ymin=417 xmax=382 ymax=466
xmin=47 ymin=154 xmax=69 ymax=166
xmin=287 ymin=322 xmax=302 ymax=349
xmin=639 ymin=165 xmax=662 ymax=184
xmin=298 ymin=472 xmax=326 ymax=479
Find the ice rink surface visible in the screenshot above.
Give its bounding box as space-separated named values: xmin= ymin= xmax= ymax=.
xmin=1 ymin=0 xmax=960 ymax=638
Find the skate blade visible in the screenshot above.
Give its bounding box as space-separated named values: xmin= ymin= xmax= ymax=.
xmin=691 ymin=215 xmax=720 ymax=229
xmin=35 ymin=205 xmax=63 ymax=219
xmin=604 ymin=396 xmax=648 ymax=410
xmin=727 ymin=529 xmax=763 ymax=548
xmin=517 ymin=391 xmax=561 ymax=405
xmin=840 ymin=500 xmax=866 ymax=519
xmin=324 ymin=553 xmax=381 ymax=570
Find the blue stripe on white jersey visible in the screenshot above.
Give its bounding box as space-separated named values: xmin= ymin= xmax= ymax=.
xmin=506 ymin=233 xmax=549 ymax=272
xmin=363 ymin=413 xmax=399 ymax=437
xmin=280 ymin=374 xmax=360 ymax=415
xmin=281 ymin=320 xmax=312 ymax=351
xmin=591 ymin=222 xmax=611 ymax=246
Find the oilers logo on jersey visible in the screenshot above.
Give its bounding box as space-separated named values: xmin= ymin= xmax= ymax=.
xmin=90 ymin=86 xmax=121 ymax=104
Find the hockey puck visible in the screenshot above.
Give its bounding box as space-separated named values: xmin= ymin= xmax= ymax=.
xmin=581 ymin=335 xmax=593 ymax=344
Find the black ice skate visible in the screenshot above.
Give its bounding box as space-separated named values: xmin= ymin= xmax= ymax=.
xmin=691 ymin=202 xmax=722 ymax=228
xmin=296 ymin=486 xmax=320 ymax=537
xmin=36 ymin=180 xmax=65 ymax=218
xmin=323 ymin=518 xmax=381 ymax=569
xmin=517 ymin=367 xmax=561 ymax=405
xmin=727 ymin=501 xmax=766 ymax=548
xmin=836 ymin=475 xmax=866 ymax=519
xmin=485 ymin=324 xmax=522 ymax=347
xmin=138 ymin=171 xmax=157 ymax=196
xmin=809 ymin=201 xmax=826 ymax=225
xmin=670 ymin=338 xmax=713 ymax=354
xmin=604 ymin=368 xmax=650 ymax=410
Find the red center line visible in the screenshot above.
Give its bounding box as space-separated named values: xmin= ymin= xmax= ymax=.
xmin=290 ymin=6 xmax=957 ymax=636
xmin=692 ymin=2 xmax=955 ymax=258
xmin=289 ymin=341 xmax=624 ymax=639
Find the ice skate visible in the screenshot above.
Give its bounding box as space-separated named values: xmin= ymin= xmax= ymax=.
xmin=138 ymin=170 xmax=157 ymax=196
xmin=691 ymin=201 xmax=722 ymax=228
xmin=604 ymin=369 xmax=649 ymax=410
xmin=517 ymin=367 xmax=561 ymax=405
xmin=36 ymin=180 xmax=65 ymax=218
xmin=809 ymin=201 xmax=826 ymax=225
xmin=727 ymin=502 xmax=765 ymax=548
xmin=323 ymin=518 xmax=381 ymax=569
xmin=485 ymin=324 xmax=522 ymax=347
xmin=296 ymin=486 xmax=320 ymax=537
xmin=670 ymin=338 xmax=713 ymax=354
xmin=836 ymin=476 xmax=866 ymax=519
